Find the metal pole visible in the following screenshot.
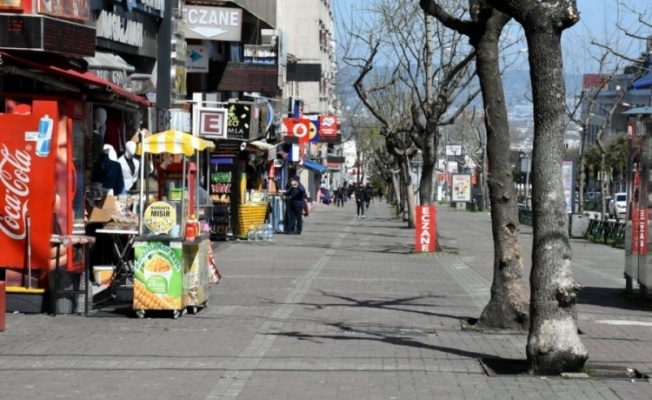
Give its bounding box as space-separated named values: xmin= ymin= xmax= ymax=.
xmin=525 ymin=154 xmax=530 ymax=210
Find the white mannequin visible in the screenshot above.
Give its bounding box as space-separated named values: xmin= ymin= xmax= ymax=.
xmin=118 ymin=141 xmax=140 ymax=192
xmin=94 ymin=107 xmax=107 ymax=138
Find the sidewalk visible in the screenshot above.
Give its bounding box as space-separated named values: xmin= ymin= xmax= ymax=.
xmin=0 ymin=200 xmax=650 ymax=399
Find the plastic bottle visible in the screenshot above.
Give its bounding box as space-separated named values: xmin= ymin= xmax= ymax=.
xmin=247 ymin=224 xmax=256 ymax=240
xmin=265 ymin=222 xmax=273 ymax=241
xmin=255 ymin=223 xmax=264 ymax=241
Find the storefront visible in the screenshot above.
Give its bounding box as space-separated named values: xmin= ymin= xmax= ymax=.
xmin=0 ymin=1 xmax=169 ymax=314
xmin=0 ymin=59 xmax=150 ymax=313
xmin=196 ymin=100 xmax=284 ymax=240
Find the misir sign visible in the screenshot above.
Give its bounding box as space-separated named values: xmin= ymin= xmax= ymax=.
xmin=415 ymin=205 xmax=436 ymax=253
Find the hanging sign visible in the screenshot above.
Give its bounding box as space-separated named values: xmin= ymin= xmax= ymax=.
xmin=283 ymin=118 xmax=311 ymax=143
xmin=194 ymin=107 xmax=228 ymax=140
xmin=183 ymin=6 xmax=243 ymax=41
xmin=186 ymin=45 xmax=208 ymax=73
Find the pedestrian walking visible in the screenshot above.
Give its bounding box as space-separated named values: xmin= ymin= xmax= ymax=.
xmin=335 ymin=186 xmax=345 ymax=207
xmin=285 ymin=175 xmax=306 ymax=234
xmin=364 ymin=183 xmax=373 ymax=209
xmin=354 ymin=184 xmax=366 ymax=219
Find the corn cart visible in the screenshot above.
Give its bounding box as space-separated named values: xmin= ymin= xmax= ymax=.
xmin=134 ymin=130 xmax=216 ymax=318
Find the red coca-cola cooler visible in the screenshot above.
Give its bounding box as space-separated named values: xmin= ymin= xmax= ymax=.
xmin=0 ymin=100 xmax=59 ymax=286
xmin=0 ymin=99 xmax=88 ymax=312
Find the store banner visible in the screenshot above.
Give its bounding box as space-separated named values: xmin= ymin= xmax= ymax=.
xmin=308 ymin=115 xmax=319 ymax=143
xmin=0 ymin=100 xmax=59 ymax=272
xmin=319 ymin=115 xmax=338 ymax=138
xmin=282 ymin=118 xmax=310 ymax=144
xmin=227 ymin=103 xmax=254 ymax=140
xmin=0 ymin=0 xmax=24 ymax=11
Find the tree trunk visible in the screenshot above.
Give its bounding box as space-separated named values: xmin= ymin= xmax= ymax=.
xmin=391 ymin=170 xmax=401 ymax=216
xmin=523 ymin=14 xmax=587 ymax=374
xmin=399 ymin=156 xmax=416 ymax=228
xmin=600 ymin=153 xmax=608 ymax=217
xmin=419 ymin=134 xmax=436 ymax=206
xmin=419 ymin=161 xmax=435 ymax=206
xmin=471 ymin=7 xmax=529 ymax=330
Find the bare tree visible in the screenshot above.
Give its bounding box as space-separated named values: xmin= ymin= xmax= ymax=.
xmin=484 ymin=0 xmax=587 ymax=374
xmin=341 ymin=0 xmax=478 ymax=214
xmin=420 ymin=0 xmax=529 ymax=330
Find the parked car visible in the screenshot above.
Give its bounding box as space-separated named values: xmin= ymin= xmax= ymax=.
xmin=608 ymin=192 xmax=627 ymax=219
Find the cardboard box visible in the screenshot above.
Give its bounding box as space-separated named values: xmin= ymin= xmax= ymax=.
xmin=87 ymin=195 xmax=116 ymax=223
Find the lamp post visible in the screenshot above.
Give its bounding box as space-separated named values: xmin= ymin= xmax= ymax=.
xmin=520 ymin=152 xmax=531 ymax=210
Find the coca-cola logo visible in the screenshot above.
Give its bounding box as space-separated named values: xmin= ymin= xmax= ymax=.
xmin=0 ymin=144 xmax=31 ymax=240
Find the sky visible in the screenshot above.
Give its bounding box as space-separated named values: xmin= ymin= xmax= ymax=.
xmin=334 ymin=0 xmax=652 ymax=74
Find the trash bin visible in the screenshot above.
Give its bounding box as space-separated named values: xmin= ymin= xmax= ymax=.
xmin=55 ymin=270 xmax=77 ymax=314
xmin=476 ymin=194 xmax=484 ymax=211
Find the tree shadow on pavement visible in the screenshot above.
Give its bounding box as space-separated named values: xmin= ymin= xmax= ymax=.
xmin=275 ymin=328 xmax=494 ymax=360
xmin=577 ymin=286 xmax=652 ymax=312
xmin=295 ymin=290 xmax=475 ymax=321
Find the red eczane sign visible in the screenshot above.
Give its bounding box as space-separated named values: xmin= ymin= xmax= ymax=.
xmin=415 ymin=205 xmax=436 ymax=253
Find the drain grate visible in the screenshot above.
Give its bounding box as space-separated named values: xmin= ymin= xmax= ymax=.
xmin=585 ymin=364 xmax=650 ymax=381
xmin=480 ymin=359 xmax=650 ymax=381
xmin=480 ymin=358 xmax=530 ymax=376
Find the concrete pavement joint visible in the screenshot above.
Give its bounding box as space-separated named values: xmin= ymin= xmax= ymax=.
xmin=204 ymin=226 xmax=352 ymax=400
xmin=435 ymin=253 xmax=491 ymax=309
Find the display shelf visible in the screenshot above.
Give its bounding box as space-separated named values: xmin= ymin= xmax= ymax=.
xmin=209 ymin=170 xmax=233 ymax=239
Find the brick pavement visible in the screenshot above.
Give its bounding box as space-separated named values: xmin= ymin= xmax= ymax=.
xmin=0 ymin=199 xmax=650 ymax=399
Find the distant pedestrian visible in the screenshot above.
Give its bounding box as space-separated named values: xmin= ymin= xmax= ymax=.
xmin=286 ymin=175 xmax=306 ymax=234
xmin=335 ymin=186 xmax=345 ymax=207
xmin=355 ymin=185 xmax=366 ymax=219
xmin=364 ymin=183 xmax=373 ymax=209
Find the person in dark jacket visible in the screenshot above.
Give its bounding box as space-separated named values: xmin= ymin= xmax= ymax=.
xmin=286 ymin=175 xmax=306 ymax=234
xmin=92 ymin=144 xmax=125 ymax=195
xmin=364 ymin=183 xmax=373 ymax=209
xmin=354 ymin=184 xmax=366 ymax=219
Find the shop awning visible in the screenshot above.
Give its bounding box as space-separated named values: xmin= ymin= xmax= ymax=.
xmin=302 ymin=159 xmax=327 ymax=174
xmin=0 ymin=51 xmax=150 ymax=107
xmin=83 ymin=52 xmax=135 ymax=72
xmin=622 ymin=106 xmax=652 ymax=116
xmin=143 ymin=130 xmax=216 ymax=156
xmin=248 ymin=140 xmax=276 ymax=150
xmin=632 ymin=72 xmax=652 ymax=89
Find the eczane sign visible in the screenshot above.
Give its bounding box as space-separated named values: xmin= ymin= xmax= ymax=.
xmin=415 ymin=206 xmax=436 ymax=253
xmin=183 ymin=6 xmax=243 ymax=41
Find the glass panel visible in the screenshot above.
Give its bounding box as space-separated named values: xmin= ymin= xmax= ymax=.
xmin=72 ymin=120 xmax=85 ymax=225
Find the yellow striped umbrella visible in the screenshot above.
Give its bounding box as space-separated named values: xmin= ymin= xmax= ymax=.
xmin=141 ymin=129 xmax=215 ymax=156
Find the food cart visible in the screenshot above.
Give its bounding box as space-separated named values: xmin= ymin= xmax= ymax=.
xmin=134 ymin=130 xmax=215 ymax=318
